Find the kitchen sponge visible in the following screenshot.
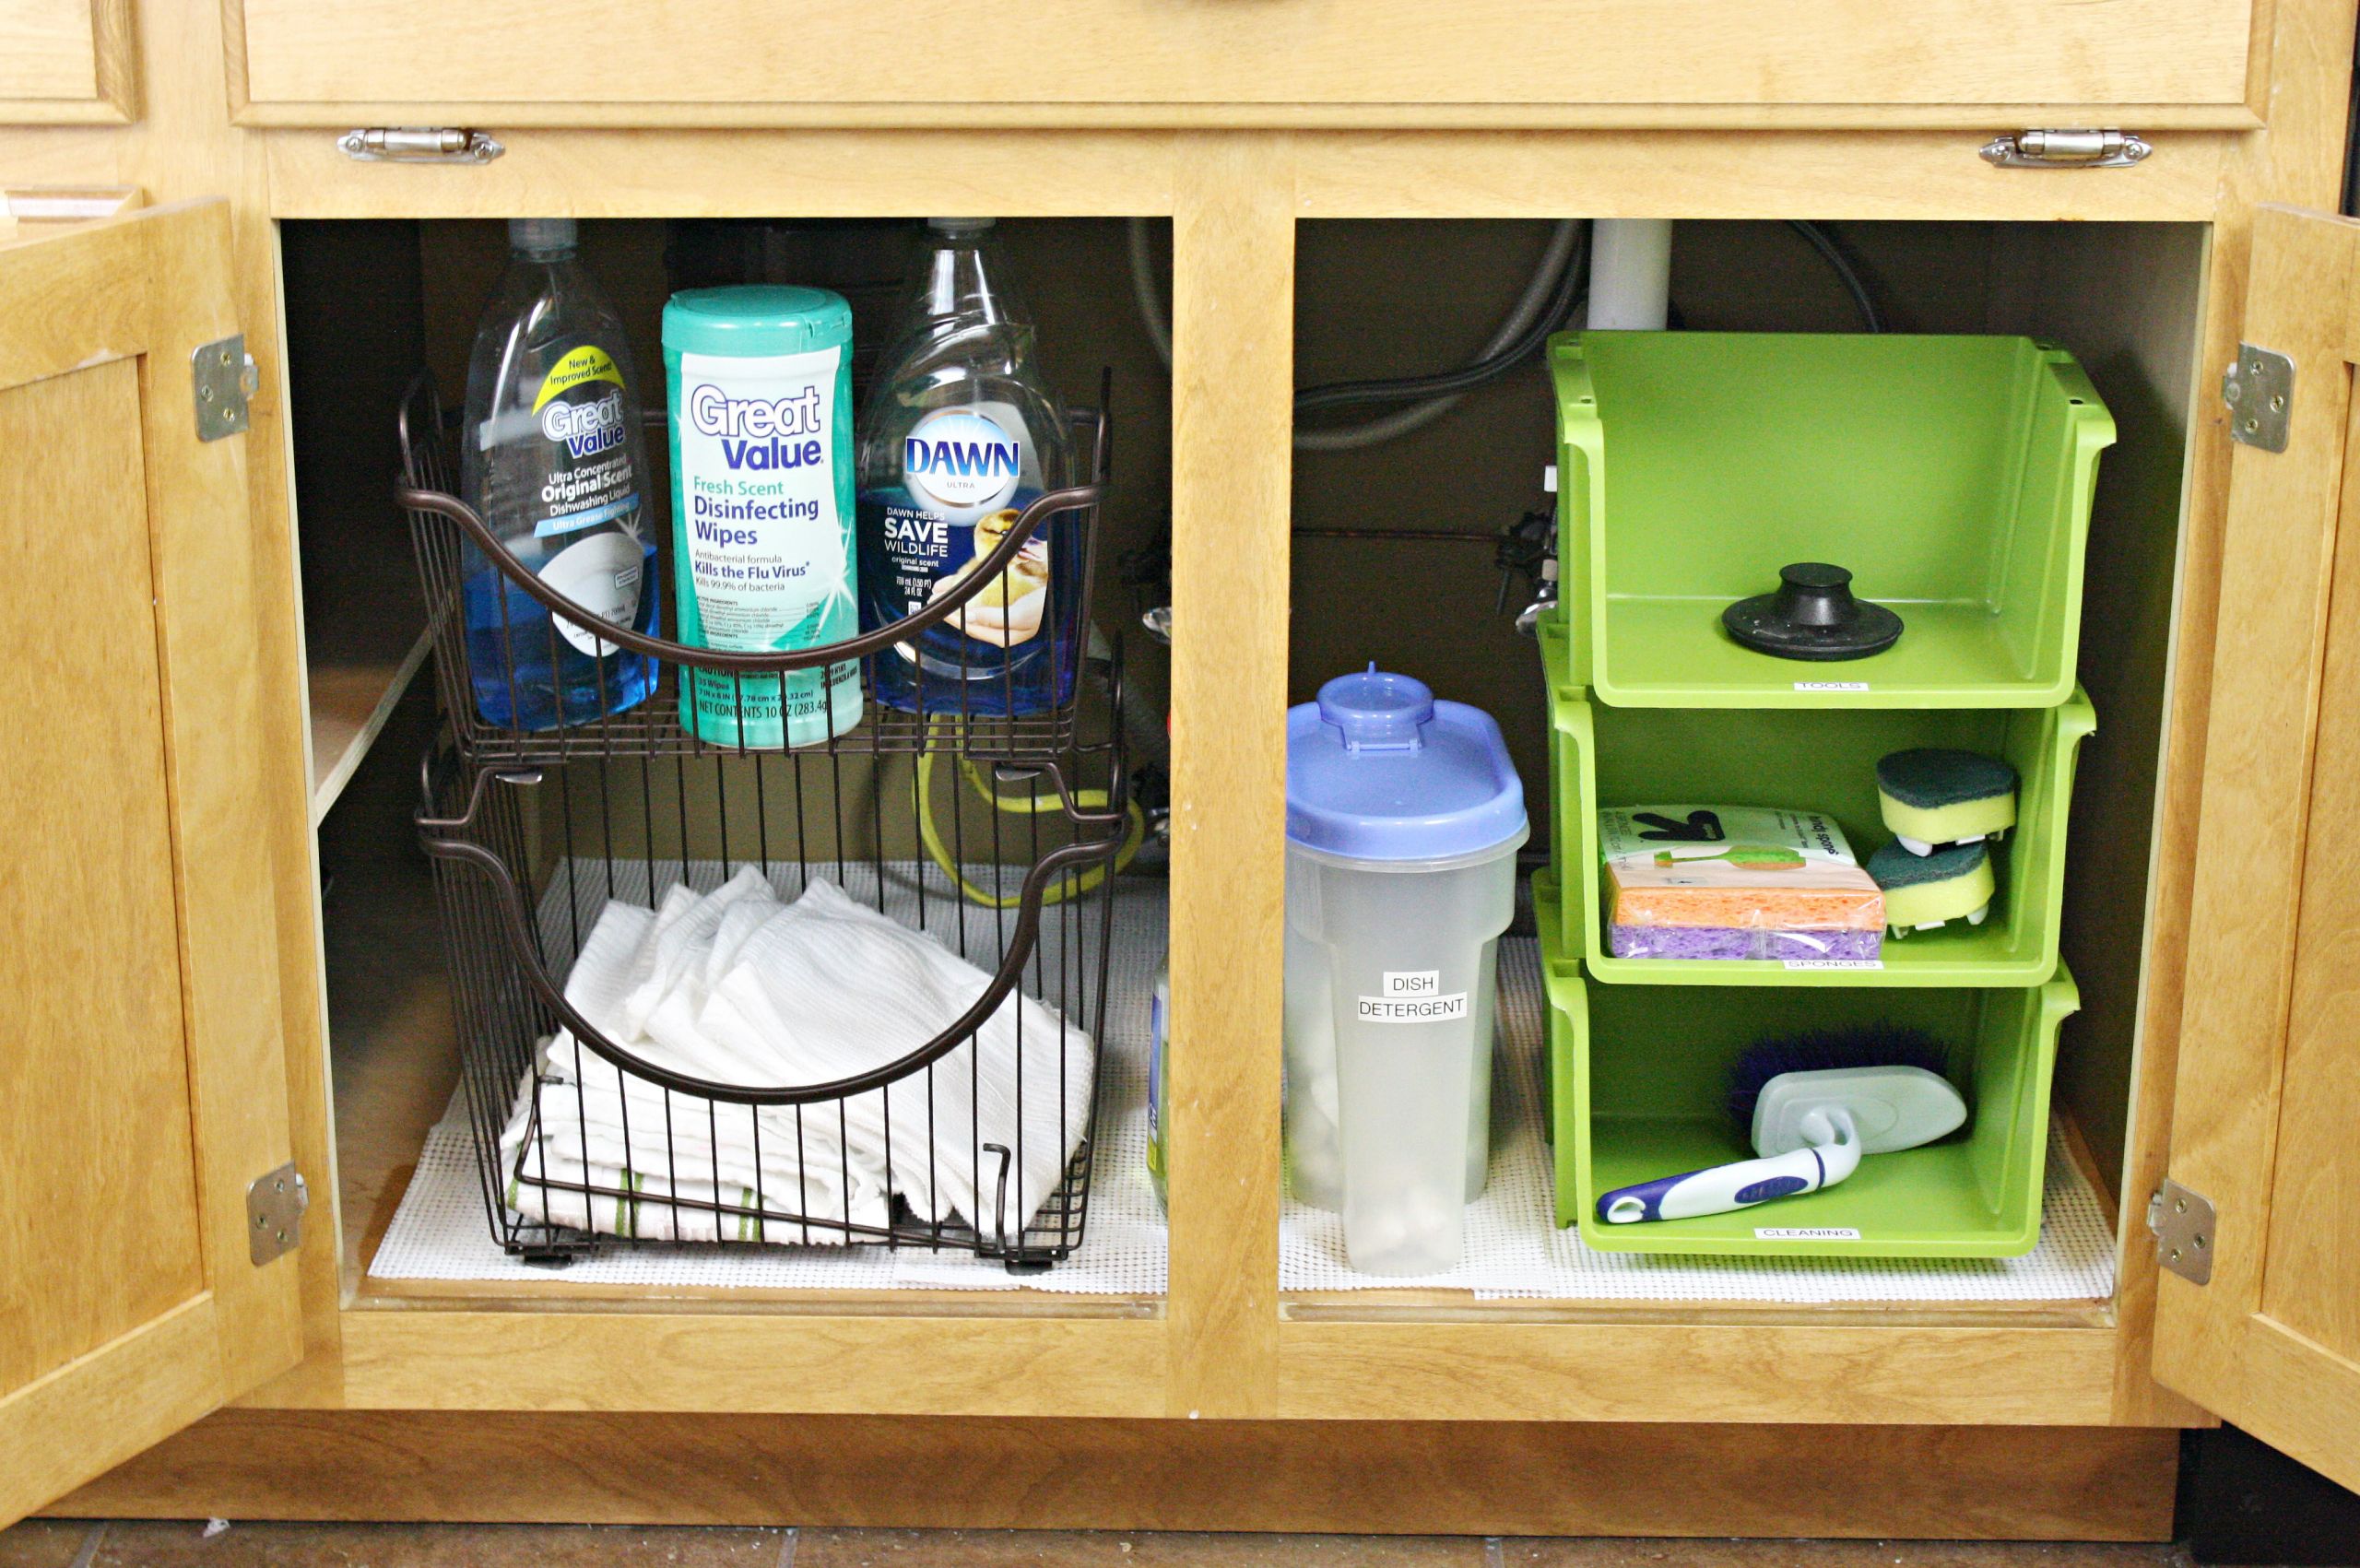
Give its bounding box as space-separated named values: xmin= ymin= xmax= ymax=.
xmin=1870 ymin=840 xmax=1994 ymax=937
xmin=1876 ymin=749 xmax=2017 ymax=855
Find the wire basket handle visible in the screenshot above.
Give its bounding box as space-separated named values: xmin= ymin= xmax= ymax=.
xmin=396 ymin=373 xmax=1109 ymax=678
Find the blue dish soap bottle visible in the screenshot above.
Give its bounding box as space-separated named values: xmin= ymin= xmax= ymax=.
xmin=460 ymin=218 xmax=658 ymax=731
xmin=856 ymin=219 xmax=1080 ymax=716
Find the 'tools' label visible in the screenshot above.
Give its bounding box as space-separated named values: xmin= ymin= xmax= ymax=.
xmin=1357 ymin=970 xmax=1469 ymax=1023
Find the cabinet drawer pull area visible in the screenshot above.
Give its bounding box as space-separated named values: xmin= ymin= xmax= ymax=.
xmin=1979 ymin=128 xmax=2153 ymax=169
xmin=337 ymin=127 xmax=505 ymax=164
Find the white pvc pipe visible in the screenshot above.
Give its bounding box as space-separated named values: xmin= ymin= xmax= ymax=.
xmin=1587 ymin=218 xmax=1673 ymax=331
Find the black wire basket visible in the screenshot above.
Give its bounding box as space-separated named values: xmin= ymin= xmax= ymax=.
xmin=398 ymin=371 xmax=1113 ymax=768
xmin=402 ymin=370 xmax=1130 ymax=1269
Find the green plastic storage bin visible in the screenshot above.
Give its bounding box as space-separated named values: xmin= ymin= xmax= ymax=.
xmin=1539 ymin=615 xmax=2093 ymax=986
xmin=1552 ymin=330 xmax=2115 ymax=708
xmin=1537 ymin=877 xmax=2077 ymax=1257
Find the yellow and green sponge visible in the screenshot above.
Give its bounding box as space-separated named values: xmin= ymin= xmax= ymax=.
xmin=1875 ymin=749 xmax=2017 ymax=856
xmin=1870 ymin=840 xmax=1994 ymax=937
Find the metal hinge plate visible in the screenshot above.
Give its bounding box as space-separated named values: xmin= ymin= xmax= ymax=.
xmin=246 ymin=1162 xmax=310 ymax=1265
xmin=2147 ymin=1177 xmax=2216 ymax=1285
xmin=2223 ymin=343 xmax=2295 ymax=452
xmin=192 ymin=335 xmax=257 ymax=442
xmin=1980 ymin=129 xmax=2153 ymax=169
xmin=338 ymin=127 xmax=505 ymax=164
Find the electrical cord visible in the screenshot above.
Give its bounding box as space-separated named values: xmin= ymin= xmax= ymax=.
xmin=1786 ymin=219 xmax=1882 ymax=332
xmin=1293 ymin=221 xmax=1589 ymax=415
xmin=1127 ymin=217 xmax=1587 ymax=450
xmin=1295 ymin=219 xmax=1585 ymax=446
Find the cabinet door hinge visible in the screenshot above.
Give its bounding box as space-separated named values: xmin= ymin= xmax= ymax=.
xmin=1980 ymin=129 xmax=2152 ymax=169
xmin=192 ymin=335 xmax=257 ymax=442
xmin=2223 ymin=343 xmax=2295 ymax=452
xmin=337 ymin=127 xmax=504 ymax=165
xmin=2147 ymin=1177 xmax=2215 ymax=1285
xmin=246 ymin=1162 xmax=310 ymax=1265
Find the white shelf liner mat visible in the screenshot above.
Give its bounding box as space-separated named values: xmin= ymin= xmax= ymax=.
xmin=372 ymin=877 xmax=2117 ymax=1304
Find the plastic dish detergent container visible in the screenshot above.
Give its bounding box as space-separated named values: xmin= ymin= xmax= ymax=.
xmin=1285 ymin=667 xmax=1526 ymax=1276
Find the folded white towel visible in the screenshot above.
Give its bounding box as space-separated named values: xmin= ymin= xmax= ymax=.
xmin=620 ymin=867 xmax=773 ymax=1043
xmin=701 ymin=878 xmax=1093 ymax=1244
xmin=503 ymin=1135 xmax=893 ymax=1244
xmin=500 ymin=869 xmax=1094 ymax=1250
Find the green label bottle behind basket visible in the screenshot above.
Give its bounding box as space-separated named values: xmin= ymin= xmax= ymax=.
xmin=663 ymin=286 xmax=862 ymax=749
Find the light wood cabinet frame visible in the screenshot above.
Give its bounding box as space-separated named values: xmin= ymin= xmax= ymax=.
xmin=4 ymin=0 xmax=2359 ymax=1532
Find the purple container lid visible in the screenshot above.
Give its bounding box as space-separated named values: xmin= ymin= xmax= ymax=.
xmin=1286 ymin=666 xmax=1527 ymax=863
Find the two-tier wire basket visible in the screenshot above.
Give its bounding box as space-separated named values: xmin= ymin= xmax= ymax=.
xmin=398 ymin=372 xmax=1129 ymax=1271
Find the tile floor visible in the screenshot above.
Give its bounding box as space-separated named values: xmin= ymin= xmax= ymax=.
xmin=0 ymin=1523 xmax=2220 ymax=1568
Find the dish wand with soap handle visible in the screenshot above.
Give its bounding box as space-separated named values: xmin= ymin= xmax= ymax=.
xmin=1596 ymin=1027 xmax=1968 ymax=1224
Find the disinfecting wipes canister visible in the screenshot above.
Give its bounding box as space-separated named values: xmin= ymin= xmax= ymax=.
xmin=663 ymin=287 xmax=861 ymax=749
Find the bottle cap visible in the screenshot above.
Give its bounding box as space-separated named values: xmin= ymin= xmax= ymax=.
xmin=663 ymin=286 xmax=855 ymax=358
xmin=927 ymin=218 xmax=996 ymax=233
xmin=1287 ymin=666 xmax=1527 ymax=865
xmin=509 ymin=218 xmax=577 ymax=253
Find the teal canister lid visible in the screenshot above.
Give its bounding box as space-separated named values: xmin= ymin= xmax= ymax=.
xmin=662 ymin=285 xmax=853 ymax=357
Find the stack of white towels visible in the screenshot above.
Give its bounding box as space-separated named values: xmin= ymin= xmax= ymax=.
xmin=498 ymin=867 xmax=1094 ymax=1248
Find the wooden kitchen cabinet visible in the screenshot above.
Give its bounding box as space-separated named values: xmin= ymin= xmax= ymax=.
xmin=4 ymin=0 xmax=2359 ymax=1539
xmin=220 ymin=0 xmax=2266 ymax=130
xmin=0 ymin=0 xmax=132 ymax=124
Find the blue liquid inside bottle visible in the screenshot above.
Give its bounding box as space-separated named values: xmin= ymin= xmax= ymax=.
xmin=856 ymin=481 xmax=1083 ymax=717
xmin=459 ymin=218 xmax=659 ymax=734
xmin=461 ymin=536 xmax=661 ymax=730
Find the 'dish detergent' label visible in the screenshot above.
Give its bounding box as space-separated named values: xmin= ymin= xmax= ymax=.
xmin=672 ymin=347 xmax=858 ymax=746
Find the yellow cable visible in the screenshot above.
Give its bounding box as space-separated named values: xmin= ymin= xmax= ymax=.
xmin=918 ymin=722 xmax=1145 ymax=910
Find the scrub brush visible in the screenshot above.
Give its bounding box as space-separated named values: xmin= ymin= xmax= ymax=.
xmin=1595 ymin=1025 xmax=1967 ymax=1224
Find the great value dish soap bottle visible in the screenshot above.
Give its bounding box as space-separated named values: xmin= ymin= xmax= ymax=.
xmin=461 ymin=218 xmax=658 ymax=730
xmin=856 ymin=218 xmax=1080 ymax=715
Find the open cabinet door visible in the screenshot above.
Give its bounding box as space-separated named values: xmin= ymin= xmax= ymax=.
xmin=0 ymin=200 xmax=304 ymax=1524
xmin=2157 ymin=203 xmax=2360 ymax=1494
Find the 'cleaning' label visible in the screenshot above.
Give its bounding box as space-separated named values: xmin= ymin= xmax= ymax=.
xmin=1754 ymin=1226 xmax=1862 ymax=1241
xmin=1358 ymin=972 xmax=1469 ymax=1023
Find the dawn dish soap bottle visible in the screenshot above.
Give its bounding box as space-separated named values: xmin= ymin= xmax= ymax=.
xmin=460 ymin=218 xmax=658 ymax=731
xmin=856 ymin=218 xmax=1080 ymax=715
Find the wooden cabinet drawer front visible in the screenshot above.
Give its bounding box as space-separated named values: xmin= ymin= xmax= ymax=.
xmin=0 ymin=0 xmax=132 ymax=124
xmin=233 ymin=0 xmax=2258 ymax=125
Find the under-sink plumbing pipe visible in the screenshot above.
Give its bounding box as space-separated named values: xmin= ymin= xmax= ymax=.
xmin=1586 ymin=218 xmax=1673 ymax=331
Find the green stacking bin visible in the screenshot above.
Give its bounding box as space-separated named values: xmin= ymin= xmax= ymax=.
xmin=1552 ymin=330 xmax=2115 ymax=709
xmin=1538 ymin=876 xmax=2076 ymax=1257
xmin=1539 ymin=615 xmax=2093 ymax=987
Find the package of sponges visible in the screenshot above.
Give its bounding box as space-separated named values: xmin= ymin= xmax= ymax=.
xmin=1599 ymin=805 xmax=1885 ymax=962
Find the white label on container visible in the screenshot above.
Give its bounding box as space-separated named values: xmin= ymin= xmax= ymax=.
xmin=1754 ymin=1227 xmax=1862 ymax=1241
xmin=1358 ymin=992 xmax=1469 ymax=1023
xmin=1793 ymin=680 xmax=1870 ymax=692
xmin=1783 ymin=958 xmax=1885 ymax=972
xmin=676 ymin=346 xmax=846 ymax=652
xmin=538 ymin=531 xmax=645 ymax=658
xmin=1381 ymin=971 xmax=1442 ymax=996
